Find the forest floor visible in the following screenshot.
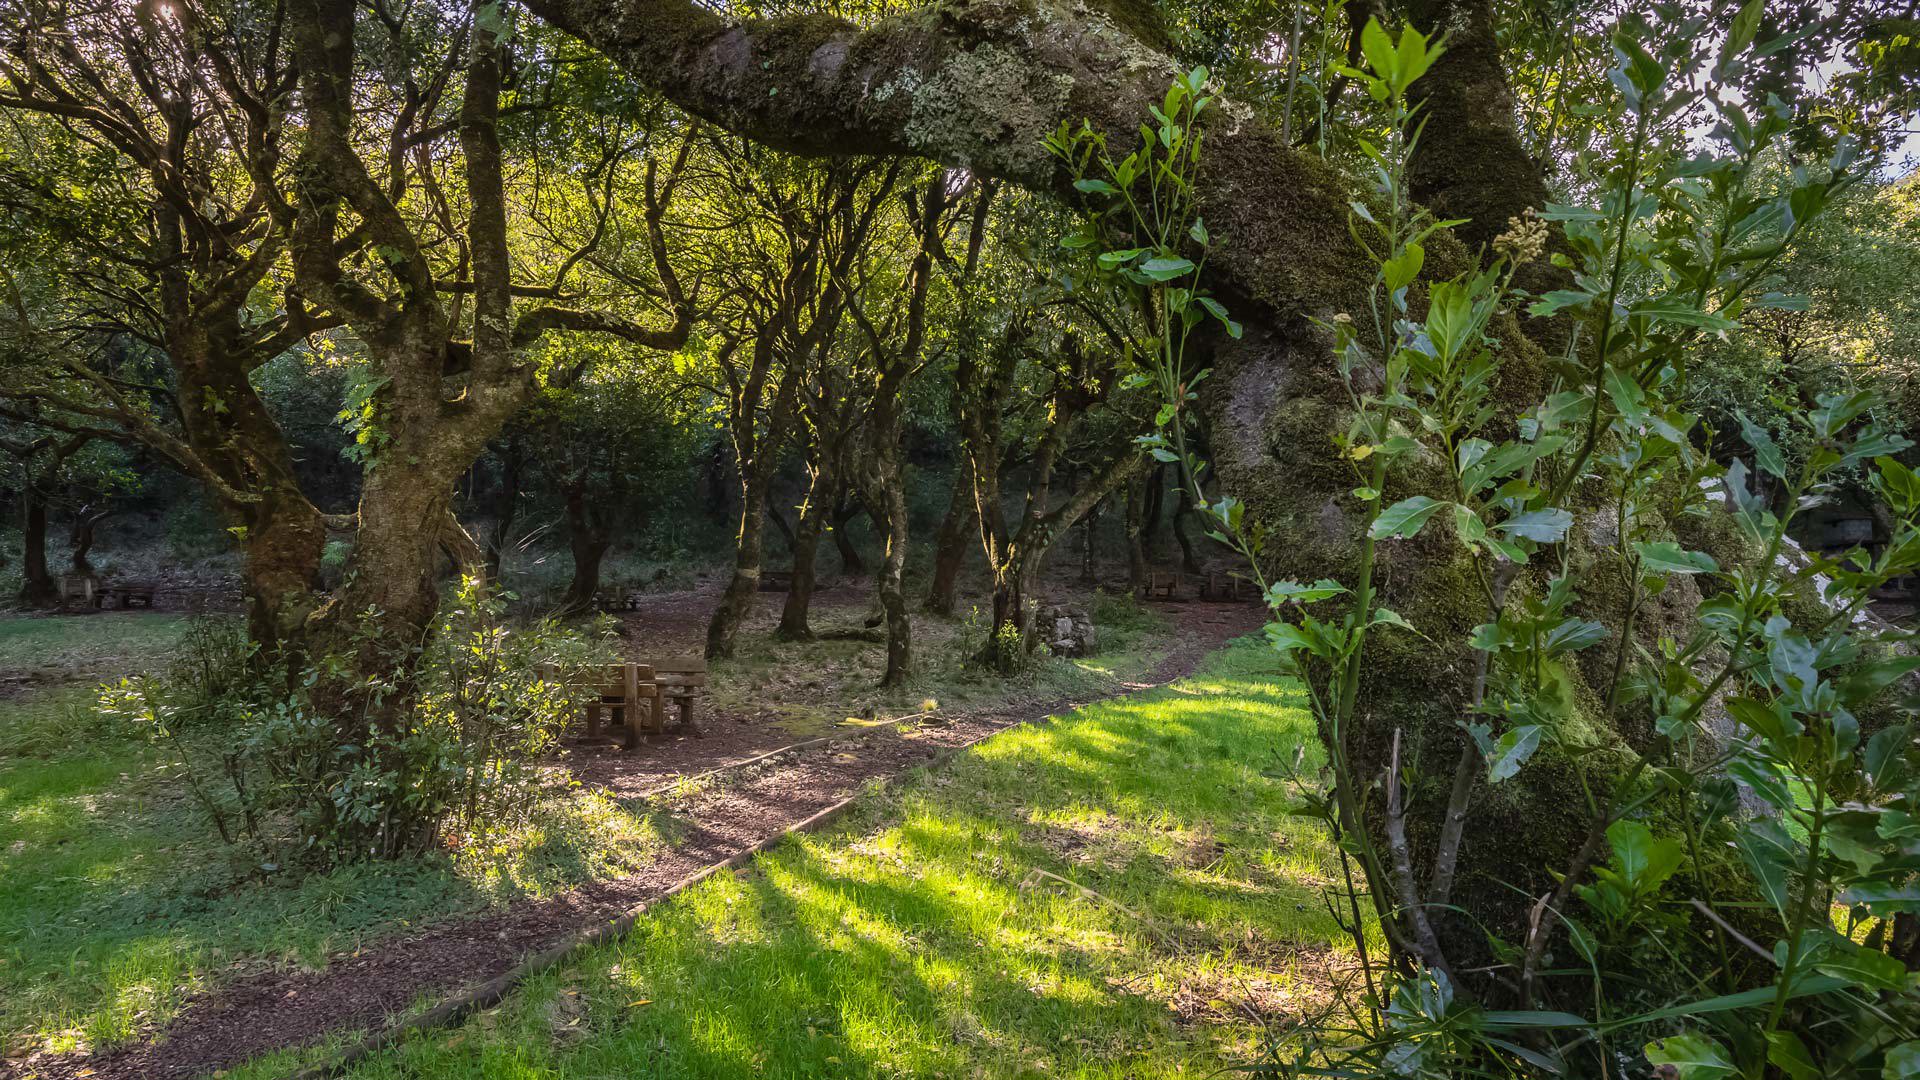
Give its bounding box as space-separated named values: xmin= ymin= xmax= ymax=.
xmin=0 ymin=572 xmax=1269 ymax=1079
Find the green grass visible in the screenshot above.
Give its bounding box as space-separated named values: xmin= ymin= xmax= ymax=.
xmin=709 ymin=589 xmax=1175 ymax=738
xmin=0 ymin=611 xmax=199 ymax=688
xmin=265 ymin=640 xmax=1347 ymax=1080
xmin=0 ymin=617 xmax=672 ymax=1057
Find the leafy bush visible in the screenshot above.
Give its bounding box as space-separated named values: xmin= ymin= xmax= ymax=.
xmin=1073 ymin=14 xmax=1919 ymax=1078
xmin=102 ymin=578 xmax=613 ymax=863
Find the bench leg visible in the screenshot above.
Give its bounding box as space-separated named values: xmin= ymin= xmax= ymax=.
xmin=622 ymin=704 xmax=644 ymax=751
xmin=680 ymin=698 xmax=701 ymax=738
xmin=585 ymin=703 xmax=603 ymax=741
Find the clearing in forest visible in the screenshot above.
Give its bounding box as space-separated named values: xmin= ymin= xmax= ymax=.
xmin=223 ymin=641 xmax=1350 ymax=1080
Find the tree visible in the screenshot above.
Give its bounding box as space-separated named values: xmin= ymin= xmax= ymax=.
xmin=691 ymin=144 xmax=897 ymax=658
xmin=514 ymin=0 xmax=1910 ymax=982
xmin=844 ymin=169 xmax=952 ymax=685
xmin=0 ymin=0 xmax=339 ymax=642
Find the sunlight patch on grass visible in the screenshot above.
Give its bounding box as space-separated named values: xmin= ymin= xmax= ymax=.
xmin=306 ymin=639 xmax=1348 ymax=1080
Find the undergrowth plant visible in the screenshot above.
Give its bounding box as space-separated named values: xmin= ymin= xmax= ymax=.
xmin=103 ymin=578 xmax=611 ymax=863
xmin=1063 ymin=7 xmax=1920 ymax=1077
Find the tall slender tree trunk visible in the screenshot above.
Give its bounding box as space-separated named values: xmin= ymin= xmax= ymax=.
xmin=924 ymin=464 xmax=975 ymax=615
xmin=1172 ymin=503 xmax=1201 ymax=575
xmin=859 ymin=398 xmax=913 ymax=686
xmin=561 ymin=485 xmax=612 ymax=615
xmin=707 ymin=469 xmax=771 ymax=658
xmin=1125 ymin=476 xmax=1148 ymax=593
xmin=778 ymin=463 xmax=833 ymax=640
xmin=1141 ymin=465 xmax=1166 ymax=561
xmin=17 ymin=490 xmax=54 ymax=607
xmin=483 ymin=440 xmax=523 ymax=579
xmin=1079 ymin=490 xmax=1100 ymax=584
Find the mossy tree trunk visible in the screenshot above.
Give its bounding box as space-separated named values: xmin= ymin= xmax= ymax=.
xmin=831 ymin=493 xmax=867 ymax=574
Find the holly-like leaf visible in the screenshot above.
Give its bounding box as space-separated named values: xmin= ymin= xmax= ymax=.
xmin=1485 ymin=724 xmax=1542 ymax=783
xmin=1495 ymin=509 xmax=1573 ymax=543
xmin=1635 ymin=542 xmax=1719 ymax=576
xmin=1371 ymin=495 xmax=1447 ymax=539
xmin=1644 ymin=1033 xmax=1736 ymax=1080
xmin=1266 ymin=579 xmax=1348 ymax=605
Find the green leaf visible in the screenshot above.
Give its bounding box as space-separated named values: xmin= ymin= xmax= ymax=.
xmin=1495 ymin=509 xmax=1573 ymax=543
xmin=1481 ymin=1010 xmax=1591 ymax=1029
xmin=1813 ymin=936 xmax=1908 ymax=991
xmin=1359 ymin=17 xmax=1396 ymax=84
xmin=1629 ymin=976 xmax=1847 ymax=1023
xmin=1529 ymin=289 xmax=1596 ymax=317
xmin=1725 ymin=696 xmax=1801 ymax=745
xmin=1884 ymin=1040 xmax=1920 ymax=1079
xmin=1739 ymin=413 xmax=1787 ymax=479
xmin=1486 ymin=725 xmax=1542 ymax=783
xmin=1370 ymin=608 xmax=1416 ymax=632
xmin=1764 ymin=1032 xmax=1820 ymax=1080
xmin=1645 ymin=1033 xmax=1736 ymax=1080
xmin=1382 ymin=242 xmax=1425 ymax=293
xmin=1608 ymin=819 xmax=1684 ymax=893
xmin=1072 ymin=178 xmax=1118 ymax=196
xmin=1635 ymin=542 xmax=1719 ymax=576
xmin=1735 ymin=818 xmax=1797 ymax=914
xmin=1371 ymin=496 xmax=1447 ymax=540
xmin=1630 ymin=299 xmax=1737 ymax=330
xmin=1138 ymin=257 xmax=1196 ymax=281
xmin=1266 ymin=579 xmax=1348 ymax=605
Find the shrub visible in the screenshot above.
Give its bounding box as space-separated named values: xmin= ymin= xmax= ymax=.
xmin=102 ymin=578 xmax=613 ymax=864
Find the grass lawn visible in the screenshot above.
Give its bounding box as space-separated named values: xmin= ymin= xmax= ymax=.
xmin=0 ymin=611 xmax=199 ymax=687
xmin=0 ymin=614 xmax=670 ymax=1058
xmin=0 ymin=601 xmax=1209 ymax=1063
xmin=256 ymin=640 xmax=1348 ymax=1080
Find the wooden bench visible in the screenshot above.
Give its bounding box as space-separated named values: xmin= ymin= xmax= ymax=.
xmin=1197 ymin=571 xmax=1251 ymax=602
xmin=539 ymin=662 xmax=660 ymax=752
xmin=1137 ymin=570 xmax=1183 ymax=601
xmin=59 ymin=575 xmax=102 ymax=609
xmin=634 ymin=655 xmax=707 ymax=738
xmin=757 ymin=569 xmax=794 ymax=593
xmin=595 ymin=589 xmax=642 ymax=612
xmin=109 ymin=581 xmax=158 ymax=608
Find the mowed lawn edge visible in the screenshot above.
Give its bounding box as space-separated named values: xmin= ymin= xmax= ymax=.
xmin=291 ymin=639 xmax=1346 ymax=1080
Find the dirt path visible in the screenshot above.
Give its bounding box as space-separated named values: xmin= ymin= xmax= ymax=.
xmin=11 ymin=594 xmax=1264 ymax=1080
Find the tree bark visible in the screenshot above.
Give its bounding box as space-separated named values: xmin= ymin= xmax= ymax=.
xmin=831 ymin=496 xmax=867 ymax=575
xmin=561 ymin=484 xmax=612 ymax=615
xmin=777 ymin=461 xmax=833 ymax=640
xmin=1141 ymin=464 xmax=1166 ymax=561
xmin=1124 ymin=473 xmax=1148 ymax=593
xmin=483 ymin=439 xmax=525 ymax=579
xmin=924 ymin=464 xmax=975 ymax=615
xmin=17 ymin=489 xmax=54 ymax=607
xmin=707 ymin=468 xmax=771 ymax=658
xmin=1171 ymin=502 xmax=1201 ymax=575
xmin=68 ymin=504 xmax=112 ymax=576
